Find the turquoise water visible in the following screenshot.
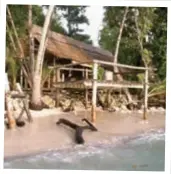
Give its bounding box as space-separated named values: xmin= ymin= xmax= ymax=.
xmin=4 ymin=129 xmax=165 ymax=171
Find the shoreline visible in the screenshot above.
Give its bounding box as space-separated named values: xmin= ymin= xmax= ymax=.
xmin=4 ymin=109 xmax=165 ymax=159
xmin=4 ymin=127 xmax=165 ymax=162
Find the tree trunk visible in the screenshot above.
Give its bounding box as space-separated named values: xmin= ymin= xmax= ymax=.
xmin=7 ymin=5 xmax=33 ymax=89
xmin=28 ymin=5 xmax=35 ymax=81
xmin=134 ymin=9 xmax=148 ymax=68
xmin=113 ymin=6 xmax=133 ymax=103
xmin=7 ymin=6 xmax=24 ymax=58
xmin=30 ymin=5 xmax=55 ymax=110
xmin=6 ymin=22 xmax=17 ymax=53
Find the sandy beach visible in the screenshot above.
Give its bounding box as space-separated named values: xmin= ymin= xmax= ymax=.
xmin=4 ymin=108 xmax=165 ymax=159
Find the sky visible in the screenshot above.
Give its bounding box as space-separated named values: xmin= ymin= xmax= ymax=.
xmin=44 ymin=6 xmax=105 ymax=47
xmin=76 ymin=6 xmax=104 ymax=46
xmin=85 ymin=6 xmax=104 ymax=46
xmin=61 ymin=6 xmax=104 ymax=46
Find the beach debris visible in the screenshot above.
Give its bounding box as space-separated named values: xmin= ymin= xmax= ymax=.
xmin=5 ymin=93 xmax=16 ymax=129
xmin=41 ymin=95 xmax=55 ymax=108
xmin=4 ymin=83 xmax=33 ymax=129
xmin=56 ymin=118 xmax=98 ymax=144
xmin=120 ymin=105 xmax=128 ymax=111
xmin=5 ymin=93 xmax=27 ymax=129
xmin=157 ymin=107 xmax=165 ymax=112
xmin=59 ymin=99 xmax=75 ymax=112
xmin=149 ymin=107 xmax=157 ymax=112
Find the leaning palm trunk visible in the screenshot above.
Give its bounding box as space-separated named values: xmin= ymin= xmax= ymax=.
xmin=30 ymin=5 xmax=55 ymax=110
xmin=112 ymin=7 xmax=133 ymax=103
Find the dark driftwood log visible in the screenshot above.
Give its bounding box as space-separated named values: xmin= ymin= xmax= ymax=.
xmin=82 ymin=118 xmax=98 ymax=131
xmin=56 ymin=118 xmax=98 ymax=144
xmin=11 ymin=94 xmax=26 ymax=98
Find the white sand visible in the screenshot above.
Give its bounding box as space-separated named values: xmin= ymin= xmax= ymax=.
xmin=4 ymin=108 xmax=165 ymax=158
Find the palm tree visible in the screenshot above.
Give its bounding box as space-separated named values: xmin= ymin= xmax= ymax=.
xmin=30 ymin=5 xmax=55 ymax=110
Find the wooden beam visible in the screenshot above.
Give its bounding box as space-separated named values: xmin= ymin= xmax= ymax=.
xmin=143 ymin=69 xmax=149 ymax=120
xmin=93 ymin=60 xmax=155 ymax=71
xmin=91 ymin=63 xmax=98 ymax=123
xmin=59 ymin=67 xmax=92 ymax=72
xmin=48 ymin=62 xmax=92 ymax=69
xmin=53 ymin=80 xmax=144 ymax=89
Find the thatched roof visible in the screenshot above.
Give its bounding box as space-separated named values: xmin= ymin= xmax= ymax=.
xmin=31 ymin=25 xmax=114 ymax=64
xmin=30 ymin=25 xmax=144 ymax=74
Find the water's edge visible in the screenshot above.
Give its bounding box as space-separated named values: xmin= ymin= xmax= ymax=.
xmin=4 ymin=127 xmax=165 ymax=162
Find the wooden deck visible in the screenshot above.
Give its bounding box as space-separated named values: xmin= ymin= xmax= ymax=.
xmin=53 ymin=80 xmax=144 ymax=89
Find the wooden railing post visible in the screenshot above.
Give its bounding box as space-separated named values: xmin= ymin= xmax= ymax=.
xmin=143 ymin=69 xmax=149 ymax=120
xmin=91 ymin=63 xmax=98 ymax=123
xmin=85 ymin=68 xmax=88 ymax=109
xmin=55 ymin=68 xmax=60 ymax=107
xmin=5 ymin=94 xmax=16 ymax=129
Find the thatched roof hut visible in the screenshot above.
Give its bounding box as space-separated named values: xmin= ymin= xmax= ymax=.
xmin=31 ymin=25 xmax=114 ymax=64
xmin=30 ymin=25 xmax=143 ymax=74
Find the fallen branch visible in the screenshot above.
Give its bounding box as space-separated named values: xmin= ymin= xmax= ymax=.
xmin=56 ymin=118 xmax=98 ymax=144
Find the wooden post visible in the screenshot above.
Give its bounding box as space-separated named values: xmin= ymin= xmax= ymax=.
xmin=24 ymin=78 xmax=27 ymax=89
xmin=85 ymin=68 xmax=88 ymax=109
xmin=5 ymin=94 xmax=16 ymax=129
xmin=82 ymin=68 xmax=85 ymax=77
xmin=62 ymin=73 xmax=65 ymax=82
xmin=48 ymin=76 xmax=51 ymax=88
xmin=55 ymin=68 xmax=60 ymax=107
xmin=53 ymin=57 xmax=56 ymax=84
xmin=16 ymin=83 xmax=33 ymax=122
xmin=30 ymin=37 xmax=35 ymax=80
xmin=91 ymin=63 xmax=98 ymax=123
xmin=143 ymin=69 xmax=148 ymax=120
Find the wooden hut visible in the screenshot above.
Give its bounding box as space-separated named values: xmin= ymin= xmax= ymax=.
xmin=20 ymin=25 xmax=150 ymax=123
xmin=21 ymin=24 xmax=143 ymax=90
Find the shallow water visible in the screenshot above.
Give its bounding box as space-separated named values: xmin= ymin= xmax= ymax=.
xmin=4 ymin=129 xmax=165 ymax=171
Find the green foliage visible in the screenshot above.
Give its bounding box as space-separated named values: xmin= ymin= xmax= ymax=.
xmin=6 ymin=48 xmax=21 ymax=89
xmin=99 ymin=7 xmax=141 ymax=66
xmin=98 ymin=66 xmax=105 ymax=80
xmin=148 ymin=79 xmax=166 ymax=96
xmin=42 ymin=61 xmax=51 ymax=81
xmin=137 ymin=73 xmax=145 ymax=83
xmin=150 ymin=7 xmax=167 ymax=80
xmin=99 ymin=7 xmax=167 ymax=82
xmin=57 ymin=6 xmax=92 ymax=44
xmin=6 ymin=5 xmax=66 ymax=84
xmin=142 ymin=48 xmax=153 ymax=67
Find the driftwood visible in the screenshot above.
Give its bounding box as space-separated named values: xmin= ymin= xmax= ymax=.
xmin=5 ymin=94 xmax=26 ymax=129
xmin=15 ymin=83 xmax=33 ymax=122
xmin=5 ymin=94 xmax=16 ymax=129
xmin=56 ymin=118 xmax=98 ymax=144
